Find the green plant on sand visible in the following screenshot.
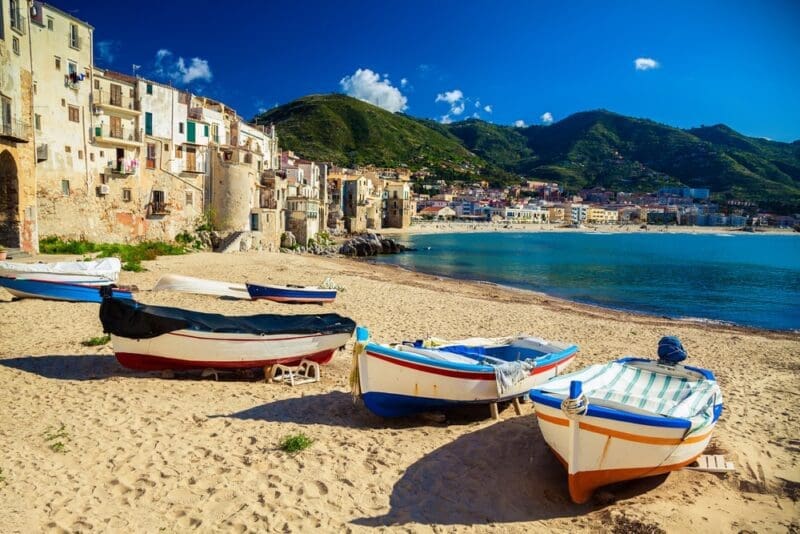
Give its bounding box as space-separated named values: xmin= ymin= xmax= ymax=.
xmin=279 ymin=433 xmax=313 ymax=454
xmin=43 ymin=424 xmax=70 ymax=453
xmin=81 ymin=334 xmax=110 ymax=347
xmin=39 ymin=237 xmax=187 ymax=272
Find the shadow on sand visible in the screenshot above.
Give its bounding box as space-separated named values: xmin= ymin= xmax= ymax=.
xmin=215 ymin=390 xmax=521 ymax=430
xmin=0 ymin=354 xmax=265 ymax=382
xmin=352 ymin=413 xmax=670 ymax=526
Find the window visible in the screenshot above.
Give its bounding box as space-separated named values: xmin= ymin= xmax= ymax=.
xmin=163 ymin=143 xmax=169 ymax=151
xmin=178 ymin=122 xmax=184 ymax=134
xmin=35 ymin=114 xmax=41 ymax=131
xmin=99 ymin=150 xmax=104 ymax=157
xmin=47 ymin=17 xmax=54 ymax=30
xmin=1 ymin=96 xmax=10 ymax=133
xmin=144 ymin=111 xmax=152 ymax=135
xmin=175 ymin=145 xmax=182 ymax=157
xmin=68 ymin=105 xmax=79 ymax=122
xmin=146 ymin=143 xmax=156 ymax=169
xmin=69 ymin=24 xmax=80 ymax=49
xmin=61 ymin=180 xmax=70 ymax=196
xmin=122 ymin=188 xmax=132 ymax=202
xmin=68 ymin=62 xmax=77 ymax=75
xmin=78 ymin=150 xmax=83 ymax=160
xmin=146 ymin=84 xmax=153 ymax=95
xmin=185 ymin=191 xmax=193 ymax=206
xmin=204 ymin=124 xmax=209 ymax=137
xmin=61 ymin=98 xmax=65 ymax=107
xmin=55 ymin=57 xmax=61 ymax=70
xmin=90 ymin=152 xmax=94 ymax=162
xmin=94 ymin=79 xmax=99 ymax=90
xmin=12 ymin=37 xmax=19 ymax=55
xmin=33 ymin=82 xmax=37 ymax=95
xmin=65 ymin=146 xmax=71 ymax=153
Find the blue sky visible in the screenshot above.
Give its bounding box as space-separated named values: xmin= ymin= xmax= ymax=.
xmin=69 ymin=0 xmax=800 ymax=141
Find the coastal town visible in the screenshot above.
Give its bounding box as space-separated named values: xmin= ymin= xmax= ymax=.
xmin=1 ymin=3 xmax=797 ymax=256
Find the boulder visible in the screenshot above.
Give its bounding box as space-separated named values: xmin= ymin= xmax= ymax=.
xmin=280 ymin=232 xmax=297 ymax=249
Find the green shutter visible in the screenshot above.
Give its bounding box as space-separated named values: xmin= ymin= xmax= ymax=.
xmin=145 ymin=112 xmax=153 ymax=135
xmin=187 ymin=121 xmax=196 ymax=143
xmin=204 ymin=124 xmax=209 ymax=137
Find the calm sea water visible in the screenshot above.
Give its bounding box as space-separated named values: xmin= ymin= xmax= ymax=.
xmin=373 ymin=231 xmax=800 ymax=331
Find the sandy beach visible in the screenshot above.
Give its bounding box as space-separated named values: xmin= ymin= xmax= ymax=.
xmin=0 ymin=251 xmax=798 ymax=533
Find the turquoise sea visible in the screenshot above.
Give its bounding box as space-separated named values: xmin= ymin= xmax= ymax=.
xmin=373 ymin=232 xmax=800 ymax=331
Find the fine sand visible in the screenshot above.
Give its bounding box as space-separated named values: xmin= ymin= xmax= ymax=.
xmin=0 ymin=251 xmax=798 ymax=533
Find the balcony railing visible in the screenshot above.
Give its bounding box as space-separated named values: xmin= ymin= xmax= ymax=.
xmin=10 ymin=11 xmax=26 ymax=35
xmin=106 ymin=160 xmax=138 ymax=175
xmin=188 ymin=107 xmax=204 ymax=121
xmin=94 ymin=125 xmax=141 ymax=143
xmin=94 ymin=90 xmax=140 ymax=112
xmin=260 ymin=198 xmax=278 ymax=209
xmin=0 ymin=120 xmax=31 ymax=142
xmin=148 ymin=201 xmax=170 ymax=216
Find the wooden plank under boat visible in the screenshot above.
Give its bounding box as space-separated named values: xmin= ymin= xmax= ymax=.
xmin=352 ymin=327 xmax=578 ymax=417
xmin=99 ymin=297 xmax=356 ymax=371
xmin=530 ymin=349 xmax=723 ymax=504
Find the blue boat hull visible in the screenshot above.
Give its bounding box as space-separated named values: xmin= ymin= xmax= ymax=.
xmin=246 ymin=283 xmax=336 ymax=303
xmin=0 ymin=277 xmax=133 ymax=303
xmin=362 ymin=391 xmax=499 ymax=418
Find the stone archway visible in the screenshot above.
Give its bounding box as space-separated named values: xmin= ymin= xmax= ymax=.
xmin=0 ymin=150 xmax=21 ymax=248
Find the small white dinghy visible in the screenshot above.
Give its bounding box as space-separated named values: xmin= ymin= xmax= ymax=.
xmin=0 ymin=258 xmax=120 ymax=284
xmin=153 ymin=274 xmax=249 ymax=300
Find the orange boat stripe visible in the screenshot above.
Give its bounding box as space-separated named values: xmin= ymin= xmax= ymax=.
xmin=535 ymin=411 xmax=713 ymax=445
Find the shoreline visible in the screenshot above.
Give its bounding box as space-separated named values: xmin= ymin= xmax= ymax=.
xmin=379 ymin=221 xmax=799 ymax=237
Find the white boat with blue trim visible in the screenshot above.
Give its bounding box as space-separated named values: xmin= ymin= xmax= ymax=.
xmin=352 ymin=327 xmax=578 ymax=417
xmin=529 ymin=337 xmax=723 ymax=503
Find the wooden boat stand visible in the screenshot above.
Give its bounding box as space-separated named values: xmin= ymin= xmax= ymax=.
xmin=264 ymin=360 xmax=321 ymax=386
xmin=490 ymin=397 xmax=524 ymax=420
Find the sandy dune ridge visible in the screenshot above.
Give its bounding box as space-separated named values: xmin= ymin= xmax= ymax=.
xmin=0 ymin=251 xmax=797 ymax=533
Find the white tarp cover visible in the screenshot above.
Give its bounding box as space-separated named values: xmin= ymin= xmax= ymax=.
xmin=0 ymin=258 xmax=121 ymax=281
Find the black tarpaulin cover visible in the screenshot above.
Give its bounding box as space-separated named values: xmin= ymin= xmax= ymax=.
xmin=100 ymin=297 xmax=356 ymax=339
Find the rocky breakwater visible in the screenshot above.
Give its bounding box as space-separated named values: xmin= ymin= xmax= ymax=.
xmin=338 ymin=232 xmax=408 ymax=257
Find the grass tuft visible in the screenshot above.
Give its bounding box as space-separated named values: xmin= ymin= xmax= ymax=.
xmin=279 ymin=433 xmax=313 ymax=454
xmin=43 ymin=424 xmax=70 ymax=453
xmin=39 ymin=237 xmax=187 ymax=269
xmin=81 ymin=334 xmax=111 ymax=347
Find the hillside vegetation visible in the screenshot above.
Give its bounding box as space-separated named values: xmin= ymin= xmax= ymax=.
xmin=255 ymin=95 xmax=800 ymax=212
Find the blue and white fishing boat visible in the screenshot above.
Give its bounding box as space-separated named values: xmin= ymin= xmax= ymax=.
xmin=352 ymin=327 xmax=579 ymax=417
xmin=0 ymin=277 xmax=133 ymax=302
xmin=530 ymin=337 xmax=723 ymax=503
xmin=246 ymin=282 xmax=336 ymax=304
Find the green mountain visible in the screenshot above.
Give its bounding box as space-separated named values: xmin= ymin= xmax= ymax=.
xmin=255 ymin=95 xmax=800 ymax=212
xmin=253 ymin=94 xmax=482 ymax=171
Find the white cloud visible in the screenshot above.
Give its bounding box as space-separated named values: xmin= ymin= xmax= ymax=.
xmin=435 ymin=89 xmax=464 ymax=105
xmin=96 ymin=40 xmax=117 ymax=64
xmin=634 ymin=57 xmax=659 ymax=71
xmin=471 ymin=112 xmax=480 ymax=119
xmin=475 ymin=100 xmax=481 ymax=108
xmin=540 ymin=112 xmax=554 ymax=124
xmin=154 ymin=49 xmax=213 ymax=85
xmin=440 ymin=115 xmax=453 ymax=124
xmin=339 ymin=68 xmax=408 ymax=112
xmin=400 ymin=78 xmax=408 ymax=87
xmin=484 ymin=105 xmax=493 ymax=113
xmin=513 ymin=120 xmax=526 ymax=128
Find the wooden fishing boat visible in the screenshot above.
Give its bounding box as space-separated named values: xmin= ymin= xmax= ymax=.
xmin=352 ymin=327 xmax=578 ymax=417
xmin=529 ymin=337 xmax=723 ymax=503
xmin=99 ymin=296 xmax=356 ymax=371
xmin=0 ymin=258 xmax=120 ymax=284
xmin=153 ymin=273 xmax=249 ymax=299
xmin=246 ymin=282 xmax=336 ymax=304
xmin=0 ymin=277 xmax=132 ymax=302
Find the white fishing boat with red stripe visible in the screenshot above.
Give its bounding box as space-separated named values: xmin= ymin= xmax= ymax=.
xmin=351 ymin=327 xmax=578 ymax=417
xmin=529 ymin=337 xmax=723 ymax=503
xmin=100 ymin=296 xmax=356 ymax=371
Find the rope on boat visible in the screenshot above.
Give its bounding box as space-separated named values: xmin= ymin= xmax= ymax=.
xmin=561 ymin=393 xmax=589 ymax=420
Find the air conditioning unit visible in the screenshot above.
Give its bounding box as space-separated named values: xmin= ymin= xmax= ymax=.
xmin=97 ymin=184 xmax=110 ymax=195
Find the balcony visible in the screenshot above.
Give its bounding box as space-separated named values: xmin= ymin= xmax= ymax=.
xmin=0 ymin=120 xmax=31 ymax=142
xmin=147 ymin=201 xmax=170 ymax=217
xmin=260 ymin=198 xmax=278 ymax=209
xmin=94 ymin=90 xmax=140 ymax=117
xmin=10 ymin=11 xmax=26 ymax=35
xmin=94 ymin=125 xmax=141 ymax=148
xmin=106 ymin=160 xmax=138 ymax=175
xmin=188 ymin=107 xmax=204 ymax=121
